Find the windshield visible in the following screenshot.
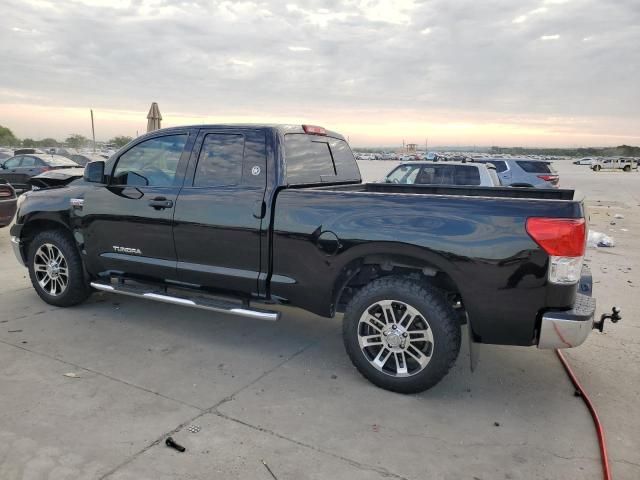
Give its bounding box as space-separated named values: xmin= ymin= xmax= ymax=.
xmin=385 ymin=165 xmax=420 ymax=184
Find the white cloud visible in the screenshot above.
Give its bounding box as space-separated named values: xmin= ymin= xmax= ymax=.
xmin=512 ymin=15 xmax=527 ymax=24
xmin=228 ymin=58 xmax=254 ymax=67
xmin=0 ymin=0 xmax=638 ymax=145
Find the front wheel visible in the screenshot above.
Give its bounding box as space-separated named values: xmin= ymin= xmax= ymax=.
xmin=593 ymin=165 xmax=601 ymax=171
xmin=27 ymin=230 xmax=91 ymax=307
xmin=343 ymin=277 xmax=461 ymax=393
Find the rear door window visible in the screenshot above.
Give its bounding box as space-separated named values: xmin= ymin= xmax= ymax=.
xmin=21 ymin=156 xmax=39 ymax=167
xmin=285 ymin=134 xmax=361 ymax=184
xmin=416 ymin=165 xmax=454 ymax=184
xmin=453 ymin=165 xmax=481 ymax=185
xmin=194 ymin=134 xmax=244 ymax=186
xmin=516 ymin=161 xmax=551 ymax=173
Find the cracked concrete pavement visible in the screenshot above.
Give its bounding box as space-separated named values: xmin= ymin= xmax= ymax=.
xmin=0 ymin=161 xmax=638 ymax=479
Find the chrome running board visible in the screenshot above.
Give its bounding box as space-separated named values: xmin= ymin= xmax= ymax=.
xmin=90 ymin=281 xmax=279 ymax=321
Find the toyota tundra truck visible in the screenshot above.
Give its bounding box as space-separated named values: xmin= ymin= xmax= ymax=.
xmin=10 ymin=124 xmax=606 ymax=393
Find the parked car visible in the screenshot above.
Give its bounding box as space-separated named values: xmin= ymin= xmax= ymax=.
xmin=0 ymin=154 xmax=80 ymax=192
xmin=383 ymin=161 xmax=501 ymax=187
xmin=573 ymin=157 xmax=595 ymax=165
xmin=472 ymin=158 xmax=559 ymax=188
xmin=11 ymin=124 xmax=609 ymax=393
xmin=69 ymin=153 xmax=107 ymax=167
xmin=591 ymin=158 xmax=638 ymax=172
xmin=0 ymin=181 xmax=17 ymax=227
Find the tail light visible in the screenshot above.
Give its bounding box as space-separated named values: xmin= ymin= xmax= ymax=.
xmin=41 ymin=167 xmax=51 ymax=172
xmin=0 ymin=186 xmax=15 ymax=198
xmin=537 ymin=174 xmax=558 ymax=183
xmin=526 ymin=218 xmax=586 ymax=284
xmin=302 ymin=125 xmax=327 ymax=135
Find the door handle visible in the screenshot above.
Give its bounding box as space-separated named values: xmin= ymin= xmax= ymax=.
xmin=148 ymin=197 xmax=173 ymax=210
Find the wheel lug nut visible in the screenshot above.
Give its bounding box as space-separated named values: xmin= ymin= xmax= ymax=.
xmin=403 ymin=333 xmax=408 ymax=337
xmin=392 ymin=324 xmax=397 ymax=330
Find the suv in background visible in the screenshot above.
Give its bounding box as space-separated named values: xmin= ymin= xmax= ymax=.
xmin=591 ymin=158 xmax=638 ymax=172
xmin=383 ymin=161 xmax=501 ymax=186
xmin=472 ymin=158 xmax=559 ymax=188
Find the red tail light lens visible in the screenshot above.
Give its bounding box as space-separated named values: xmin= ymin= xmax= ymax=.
xmin=302 ymin=125 xmax=327 ymax=135
xmin=537 ymin=175 xmax=558 ymax=182
xmin=0 ymin=186 xmax=14 ymax=198
xmin=526 ymin=218 xmax=586 ymax=257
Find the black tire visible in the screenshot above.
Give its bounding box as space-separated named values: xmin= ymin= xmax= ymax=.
xmin=593 ymin=165 xmax=601 ymax=171
xmin=623 ymin=165 xmax=631 ymax=172
xmin=343 ymin=276 xmax=461 ymax=394
xmin=27 ymin=229 xmax=91 ymax=307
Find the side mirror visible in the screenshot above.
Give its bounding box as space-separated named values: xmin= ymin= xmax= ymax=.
xmin=84 ymin=161 xmax=105 ymax=183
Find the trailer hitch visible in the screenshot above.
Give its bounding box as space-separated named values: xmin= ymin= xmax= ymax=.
xmin=593 ymin=307 xmax=621 ymax=333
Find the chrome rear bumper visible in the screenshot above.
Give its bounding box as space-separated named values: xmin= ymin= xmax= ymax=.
xmin=538 ymin=268 xmax=596 ymax=349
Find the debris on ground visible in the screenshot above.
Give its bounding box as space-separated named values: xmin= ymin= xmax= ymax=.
xmin=63 ymin=372 xmax=80 ymax=378
xmin=494 ymin=421 xmax=501 ymax=427
xmin=261 ymin=459 xmax=279 ymax=480
xmin=614 ymin=213 xmax=625 ymax=219
xmin=588 ymin=231 xmax=615 ymax=248
xmin=187 ymin=425 xmax=201 ymax=433
xmin=7 ymin=329 xmax=23 ymax=333
xmin=165 ymin=436 xmax=186 ymax=452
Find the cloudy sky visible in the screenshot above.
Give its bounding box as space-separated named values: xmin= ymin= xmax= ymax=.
xmin=0 ymin=0 xmax=638 ymax=147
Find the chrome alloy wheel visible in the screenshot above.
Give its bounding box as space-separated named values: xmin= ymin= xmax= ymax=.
xmin=357 ymin=300 xmax=434 ymax=377
xmin=33 ymin=243 xmax=69 ymax=296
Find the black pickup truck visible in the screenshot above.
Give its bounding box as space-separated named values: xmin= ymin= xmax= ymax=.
xmin=10 ymin=124 xmax=605 ymax=393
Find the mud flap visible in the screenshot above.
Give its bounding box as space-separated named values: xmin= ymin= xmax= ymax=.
xmin=467 ymin=314 xmax=479 ymax=372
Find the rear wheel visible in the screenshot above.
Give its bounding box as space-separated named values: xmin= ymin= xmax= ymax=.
xmin=343 ymin=276 xmax=461 ymax=393
xmin=593 ymin=165 xmax=601 ymax=171
xmin=28 ymin=230 xmax=91 ymax=307
xmin=623 ymin=165 xmax=631 ymax=172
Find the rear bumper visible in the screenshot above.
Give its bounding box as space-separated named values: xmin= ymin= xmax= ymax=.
xmin=538 ymin=267 xmax=595 ymax=349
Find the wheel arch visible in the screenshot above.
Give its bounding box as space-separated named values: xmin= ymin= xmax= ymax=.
xmin=18 ymin=215 xmax=75 ymax=260
xmin=331 ymin=243 xmax=463 ymax=315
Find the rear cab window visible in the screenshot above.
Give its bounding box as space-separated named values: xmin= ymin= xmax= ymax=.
xmin=284 ymin=134 xmax=361 ymax=184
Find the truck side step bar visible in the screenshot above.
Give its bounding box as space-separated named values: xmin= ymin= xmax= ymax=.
xmin=90 ymin=281 xmax=280 ymax=321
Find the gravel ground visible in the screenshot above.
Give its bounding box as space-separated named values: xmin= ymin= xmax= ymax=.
xmin=0 ymin=160 xmax=638 ymax=479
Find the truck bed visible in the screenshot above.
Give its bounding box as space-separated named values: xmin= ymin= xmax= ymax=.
xmin=320 ymin=183 xmax=576 ymax=200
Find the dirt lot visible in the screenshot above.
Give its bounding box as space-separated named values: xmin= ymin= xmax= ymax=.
xmin=0 ymin=161 xmax=638 ymax=480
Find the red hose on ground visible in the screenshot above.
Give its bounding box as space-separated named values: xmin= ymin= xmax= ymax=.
xmin=555 ymin=349 xmax=612 ymax=480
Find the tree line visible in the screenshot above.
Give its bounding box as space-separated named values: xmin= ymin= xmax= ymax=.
xmin=0 ymin=125 xmax=133 ymax=149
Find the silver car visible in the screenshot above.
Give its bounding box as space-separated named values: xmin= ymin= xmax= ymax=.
xmin=472 ymin=158 xmax=559 ymax=188
xmin=383 ymin=161 xmax=501 ymax=187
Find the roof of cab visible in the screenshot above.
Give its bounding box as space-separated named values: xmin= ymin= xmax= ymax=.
xmin=136 ymin=124 xmax=346 ymax=141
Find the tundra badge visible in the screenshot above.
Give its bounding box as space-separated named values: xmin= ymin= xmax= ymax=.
xmin=113 ymin=246 xmax=142 ymax=255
